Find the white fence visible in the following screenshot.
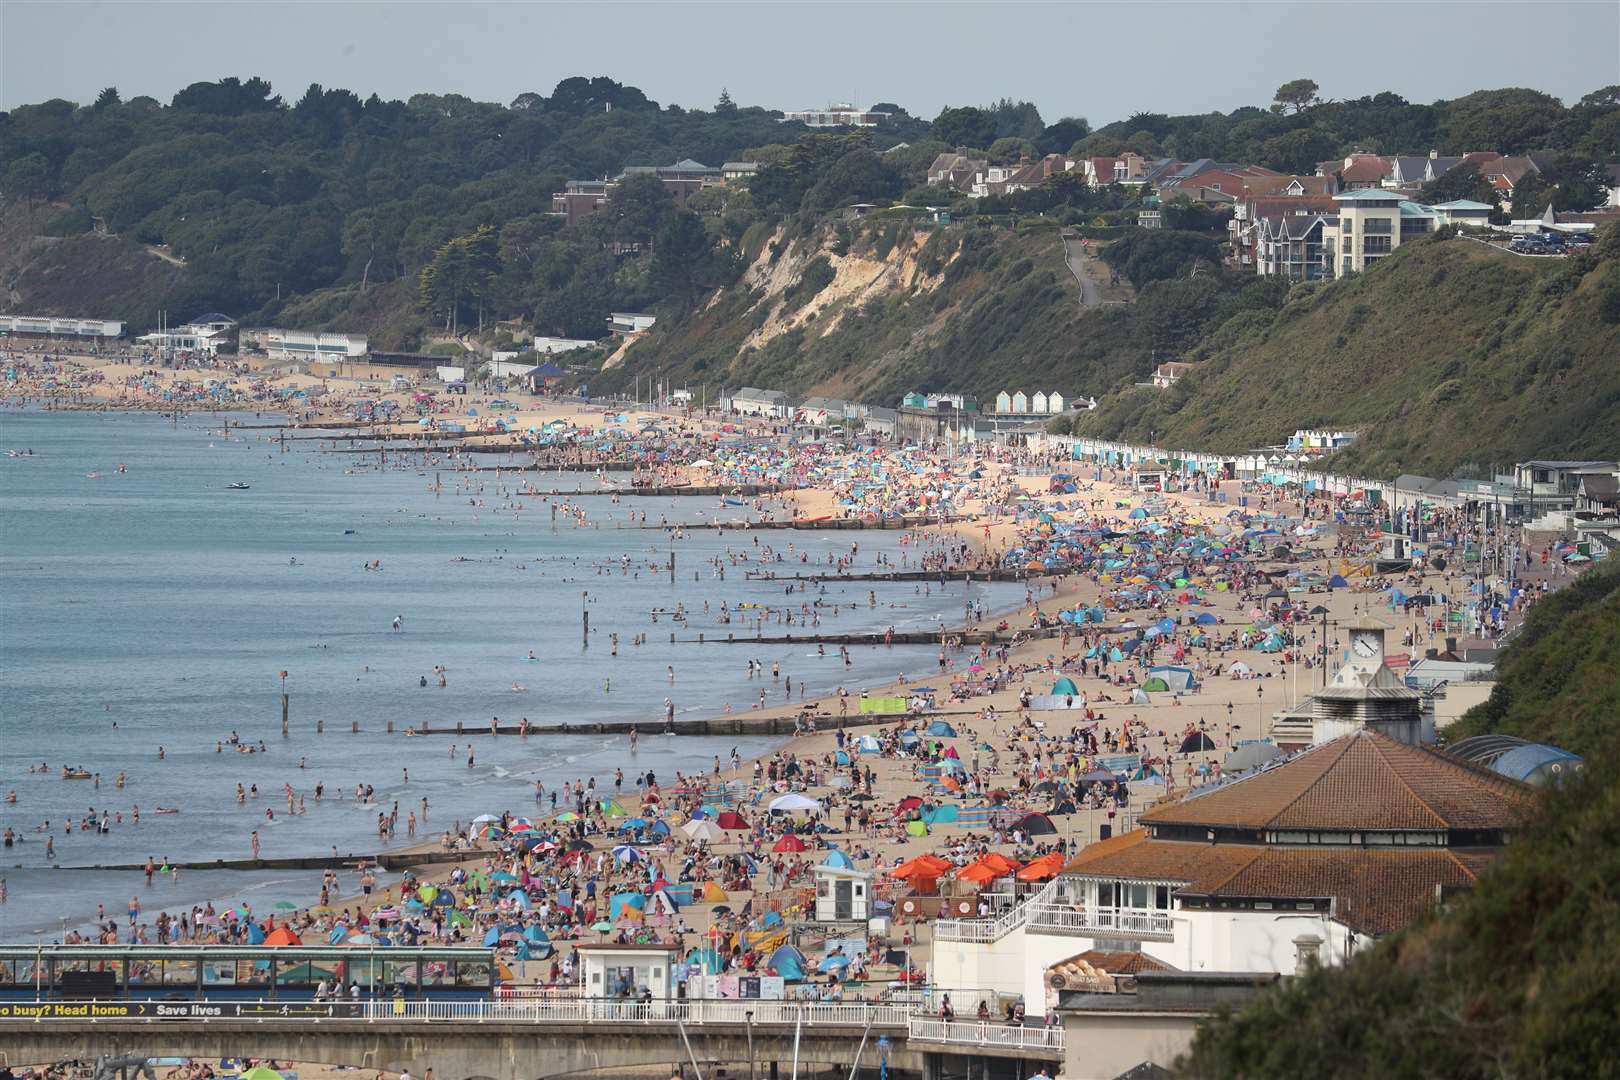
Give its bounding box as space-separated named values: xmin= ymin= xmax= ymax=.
xmin=909 ymin=1017 xmax=1065 ymax=1053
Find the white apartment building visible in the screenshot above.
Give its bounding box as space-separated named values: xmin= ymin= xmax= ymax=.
xmin=1322 ymin=190 xmax=1438 ymax=277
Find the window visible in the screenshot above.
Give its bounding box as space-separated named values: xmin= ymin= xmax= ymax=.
xmin=203 ymin=960 xmax=237 ymax=986
xmin=1363 ymin=217 xmax=1392 ymax=235
xmin=1341 ymin=217 xmax=1352 ymax=234
xmin=1364 ymin=236 xmax=1392 ymax=254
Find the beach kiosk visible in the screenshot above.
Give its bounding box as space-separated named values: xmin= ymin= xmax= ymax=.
xmin=577 ymin=942 xmax=682 ymax=999
xmin=814 ymin=864 xmax=875 ymax=922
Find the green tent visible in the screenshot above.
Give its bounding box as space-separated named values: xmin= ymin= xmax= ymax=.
xmin=905 ymin=820 xmax=929 ymax=837
xmin=1052 ymin=677 xmax=1080 ymax=696
xmin=1141 ymin=677 xmax=1170 ymax=692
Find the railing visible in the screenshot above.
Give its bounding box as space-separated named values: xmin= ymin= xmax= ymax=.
xmin=0 ymin=998 xmax=913 ymax=1027
xmin=933 ymin=880 xmax=1056 ymax=942
xmin=908 ymin=1017 xmax=1065 ymax=1053
xmin=1026 ymin=903 xmax=1174 ymax=939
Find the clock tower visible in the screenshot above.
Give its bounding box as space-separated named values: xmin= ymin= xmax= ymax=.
xmin=1310 ymin=618 xmax=1427 ymax=745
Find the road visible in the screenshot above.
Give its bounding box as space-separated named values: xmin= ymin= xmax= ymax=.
xmin=1061 ymin=236 xmax=1105 ymax=307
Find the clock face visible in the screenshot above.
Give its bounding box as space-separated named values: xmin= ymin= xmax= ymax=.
xmin=1352 ymin=635 xmax=1379 ymax=658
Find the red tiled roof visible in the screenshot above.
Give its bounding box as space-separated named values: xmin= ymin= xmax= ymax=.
xmin=1140 ymin=730 xmax=1537 ymax=832
xmin=1185 ymin=845 xmax=1491 ymax=936
xmin=1338 ymin=157 xmax=1392 ymax=183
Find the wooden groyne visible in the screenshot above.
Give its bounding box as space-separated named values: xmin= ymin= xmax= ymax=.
xmin=396 ymin=707 xmax=980 ymax=739
xmin=41 ymin=849 xmax=472 ymax=874
xmin=744 ymin=568 xmax=1040 ymax=582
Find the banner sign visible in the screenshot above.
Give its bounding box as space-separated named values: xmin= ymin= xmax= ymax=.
xmin=0 ymin=1001 xmax=366 ymax=1020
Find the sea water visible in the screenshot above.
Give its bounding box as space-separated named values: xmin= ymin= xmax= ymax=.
xmin=0 ymin=410 xmax=1020 ymax=934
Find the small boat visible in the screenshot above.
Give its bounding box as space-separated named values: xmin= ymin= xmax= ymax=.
xmin=62 ymin=769 xmax=92 ymax=780
xmin=227 ymin=481 xmax=251 ymax=490
xmin=154 ymin=807 xmax=179 ymax=815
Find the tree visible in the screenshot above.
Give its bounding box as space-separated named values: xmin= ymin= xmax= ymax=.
xmin=1039 ymin=117 xmax=1089 ymax=155
xmin=418 ymin=224 xmax=500 ymax=334
xmin=988 ymin=137 xmax=1037 ymax=165
xmin=93 ymin=87 xmax=121 ymax=110
xmin=1271 ymin=78 xmax=1321 ymax=115
xmin=931 ymin=106 xmax=997 ymax=149
xmin=801 ymin=149 xmax=902 ymax=211
xmin=606 ymin=173 xmax=676 ymax=247
xmin=715 ymin=87 xmax=737 ymax=113
xmin=1418 ymin=163 xmax=1498 ymax=208
xmin=4 ymin=153 xmax=50 ymax=208
xmin=652 ymin=210 xmax=728 ymax=304
xmin=1101 ymin=228 xmax=1222 ymax=289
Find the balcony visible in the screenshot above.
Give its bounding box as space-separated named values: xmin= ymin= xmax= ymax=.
xmin=1026 ymin=903 xmax=1175 ymax=941
xmin=908 ymin=1017 xmax=1065 ymax=1054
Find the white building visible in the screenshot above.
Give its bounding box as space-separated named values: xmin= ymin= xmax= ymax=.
xmin=813 ymin=864 xmax=874 ymax=922
xmin=608 ymin=313 xmax=657 ymax=336
xmin=576 ymin=942 xmax=681 ymax=999
xmin=1322 ymin=190 xmax=1438 ymax=277
xmin=780 ymin=104 xmax=894 ymax=128
xmin=930 ymin=728 xmax=1534 ymax=1013
xmin=265 ymin=329 xmax=368 ymax=363
xmin=533 ymin=336 xmax=599 ymax=355
xmin=0 ymin=315 xmax=123 ymax=339
xmin=727 ymin=387 xmax=791 ymax=419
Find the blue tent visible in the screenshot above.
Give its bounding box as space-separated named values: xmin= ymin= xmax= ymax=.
xmin=926 ymin=720 xmax=958 ymax=737
xmin=898 ymin=732 xmax=920 ymax=746
xmin=1194 ymin=612 xmax=1218 ymax=625
xmin=818 ymin=954 xmax=853 ymax=974
xmin=1328 ymin=575 xmax=1348 ymax=588
xmin=609 ymin=892 xmax=647 ymax=921
xmin=245 ymin=923 xmax=265 ymax=945
xmin=821 ymin=849 xmax=856 ymax=869
xmin=936 ymin=757 xmax=967 ymax=774
xmin=835 ymin=750 xmax=851 ymax=765
xmin=767 ymin=944 xmax=807 ymax=982
xmin=857 ymin=734 xmax=882 ymax=752
xmin=922 ymin=804 xmax=960 ymax=823
xmin=1052 ymin=677 xmax=1080 ymax=696
xmin=482 ymin=926 xmax=501 ymax=947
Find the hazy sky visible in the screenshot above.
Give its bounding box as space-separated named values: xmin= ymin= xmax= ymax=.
xmin=4 ymin=0 xmax=1618 ymax=121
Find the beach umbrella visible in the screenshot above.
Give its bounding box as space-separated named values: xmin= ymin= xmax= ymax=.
xmin=567 ymin=839 xmax=594 ymax=852
xmin=612 ymin=844 xmax=645 ymax=864
xmin=472 ymin=814 xmax=500 ymax=825
xmin=769 ymin=793 xmax=820 ymax=813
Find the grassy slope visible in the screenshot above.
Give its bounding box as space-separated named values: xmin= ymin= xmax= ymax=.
xmin=1179 ymin=556 xmax=1620 ymax=1079
xmin=1077 ymin=231 xmax=1620 ymax=479
xmin=0 ymin=204 xmax=190 ymax=325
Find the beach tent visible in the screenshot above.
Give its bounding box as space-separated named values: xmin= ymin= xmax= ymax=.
xmin=1051 ymin=677 xmax=1080 ymax=696
xmin=926 ymin=720 xmax=958 ymax=738
xmin=1180 ymin=732 xmax=1217 ymax=753
xmin=835 ymin=750 xmax=851 ymax=765
xmin=773 ymin=834 xmax=808 ymax=852
xmin=1328 ymin=575 xmax=1349 ymax=588
xmin=1228 ymin=662 xmax=1251 ymax=675
xmin=263 ymin=927 xmax=301 ymax=947
xmin=1147 ymin=666 xmax=1196 ymax=691
xmin=1195 ymin=612 xmax=1218 ymax=625
xmin=1013 ymin=812 xmax=1057 ymax=836
xmin=904 ymin=820 xmax=929 ymax=837
xmin=609 ymin=893 xmax=648 ymax=921
xmin=1141 ymin=677 xmax=1170 ymax=693
xmin=717 ymin=811 xmax=750 ymax=830
xmin=769 ymin=793 xmax=820 ymax=813
xmin=922 ymin=804 xmax=960 ymax=824
xmin=767 ymin=944 xmax=808 ymax=982
xmin=1130 ymin=688 xmax=1152 ymax=705
xmin=818 ymin=953 xmax=853 ymax=974
xmin=856 ymin=734 xmax=882 ymax=752
xmin=683 ymin=819 xmax=724 ymax=843
xmin=1049 ymin=798 xmax=1077 ymax=816
xmin=821 ymin=849 xmax=856 ymax=870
